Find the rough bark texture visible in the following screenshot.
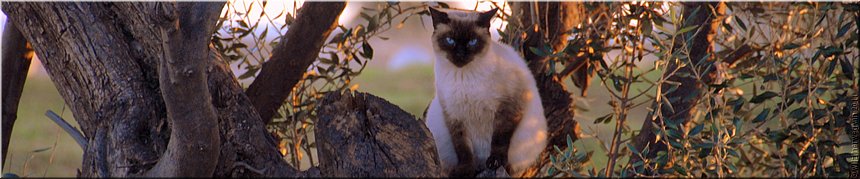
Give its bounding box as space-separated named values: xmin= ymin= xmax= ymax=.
xmin=315 ymin=91 xmax=442 ymax=177
xmin=1 ymin=19 xmax=33 ymax=164
xmin=628 ymin=2 xmax=725 ymax=175
xmin=509 ymin=2 xmax=583 ymax=176
xmin=2 ymin=2 xmax=297 ymax=177
xmin=245 ymin=2 xmax=346 ymax=125
xmin=143 ymin=2 xmax=223 ymax=177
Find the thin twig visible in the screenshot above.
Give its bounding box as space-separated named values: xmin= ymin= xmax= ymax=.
xmin=45 ymin=110 xmax=87 ymax=150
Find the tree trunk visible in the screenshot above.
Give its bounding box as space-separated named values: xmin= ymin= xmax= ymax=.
xmin=142 ymin=3 xmax=223 ymax=177
xmin=508 ymin=2 xmax=583 ymax=176
xmin=2 ymin=2 xmax=298 ymax=177
xmin=628 ymin=2 xmax=725 ymax=175
xmin=1 ymin=19 xmax=33 ymax=164
xmin=315 ymin=91 xmax=442 ymax=177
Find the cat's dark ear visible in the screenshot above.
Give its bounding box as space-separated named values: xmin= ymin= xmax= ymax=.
xmin=477 ymin=8 xmax=498 ymax=28
xmin=429 ymin=7 xmax=450 ymax=28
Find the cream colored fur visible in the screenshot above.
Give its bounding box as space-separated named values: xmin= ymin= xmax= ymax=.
xmin=426 ymin=17 xmax=548 ymax=176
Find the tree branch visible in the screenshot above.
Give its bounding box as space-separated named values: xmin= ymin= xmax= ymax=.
xmin=144 ymin=2 xmax=224 ymax=177
xmin=1 ymin=18 xmax=33 ymax=164
xmin=509 ymin=2 xmax=583 ymax=176
xmin=245 ymin=2 xmax=346 ymax=124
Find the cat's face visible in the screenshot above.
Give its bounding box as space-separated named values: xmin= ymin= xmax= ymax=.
xmin=429 ymin=7 xmax=497 ymax=68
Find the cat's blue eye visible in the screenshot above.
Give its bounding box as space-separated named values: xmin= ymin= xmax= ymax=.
xmin=468 ymin=39 xmax=478 ymax=46
xmin=445 ymin=37 xmax=455 ymax=45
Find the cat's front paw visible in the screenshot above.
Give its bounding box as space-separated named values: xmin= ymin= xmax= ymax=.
xmin=451 ymin=163 xmax=476 ymax=177
xmin=486 ymin=155 xmax=504 ymax=170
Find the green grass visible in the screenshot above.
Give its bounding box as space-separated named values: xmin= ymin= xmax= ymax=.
xmin=2 ymin=76 xmax=81 ymax=177
xmin=353 ymin=65 xmax=436 ymax=117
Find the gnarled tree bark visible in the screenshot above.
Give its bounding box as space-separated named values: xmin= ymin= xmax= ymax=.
xmin=2 ymin=2 xmax=299 ymax=177
xmin=315 ymin=92 xmax=442 ymax=177
xmin=143 ymin=2 xmax=223 ymax=177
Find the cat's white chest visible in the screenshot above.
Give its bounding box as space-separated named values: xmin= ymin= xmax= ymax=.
xmin=436 ymin=73 xmax=500 ymax=161
xmin=443 ymin=87 xmax=497 ymax=118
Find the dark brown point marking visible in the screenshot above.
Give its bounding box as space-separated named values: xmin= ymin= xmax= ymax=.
xmin=445 ymin=118 xmax=476 ymax=177
xmin=429 ymin=7 xmax=497 ymax=68
xmin=435 ymin=24 xmax=488 ymax=67
xmin=488 ymin=95 xmax=525 ymax=172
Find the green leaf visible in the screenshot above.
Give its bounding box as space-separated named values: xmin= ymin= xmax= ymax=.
xmin=766 ymin=129 xmax=789 ymax=143
xmin=677 ymin=25 xmax=699 ymax=34
xmin=627 ymin=143 xmax=640 ymax=155
xmin=820 ymin=46 xmax=843 ymax=58
xmin=359 ymin=12 xmax=373 ymax=21
xmin=753 ymin=108 xmax=770 ymax=123
xmin=329 ymin=52 xmax=340 ymax=64
xmin=786 ymin=147 xmax=800 ymax=167
xmin=788 ymin=107 xmax=808 ymax=119
xmin=727 ymin=148 xmax=740 ymax=158
xmin=673 ymin=165 xmax=688 ymax=175
xmin=697 ymin=147 xmax=712 ymax=158
xmin=727 ymin=97 xmax=745 ymax=112
xmin=735 ymin=16 xmax=747 ymax=31
xmin=328 ymin=32 xmax=345 ymax=44
xmin=594 ymin=113 xmax=613 ymax=124
xmin=840 ymin=57 xmax=855 ymax=79
xmin=547 ymin=165 xmax=556 ymax=176
xmin=641 ymin=19 xmax=653 ymax=35
xmin=438 ymin=2 xmax=450 ymax=8
xmin=566 ymin=135 xmax=574 ymax=149
xmin=836 ymin=22 xmax=852 ymax=38
xmin=783 ymin=43 xmax=800 ymax=50
xmin=237 ymin=19 xmax=248 ymax=28
xmin=529 ymin=47 xmax=547 ymax=57
xmin=688 ymin=124 xmax=704 ymax=137
xmin=31 ymin=147 xmax=52 ymax=153
xmin=727 ymin=163 xmax=738 ymax=173
xmin=749 ymin=91 xmax=778 ymax=103
xmin=789 ymin=91 xmax=808 ymax=102
xmin=361 ymin=43 xmax=374 ymax=59
xmin=238 ymin=66 xmax=259 ymax=79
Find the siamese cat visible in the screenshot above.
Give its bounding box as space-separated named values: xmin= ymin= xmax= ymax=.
xmin=424 ymin=7 xmax=548 ymax=177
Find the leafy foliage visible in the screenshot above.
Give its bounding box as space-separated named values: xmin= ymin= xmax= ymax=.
xmin=212 ymin=1 xmax=429 ymax=169
xmin=212 ymin=1 xmax=858 ymax=177
xmin=522 ymin=2 xmax=858 ymax=178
